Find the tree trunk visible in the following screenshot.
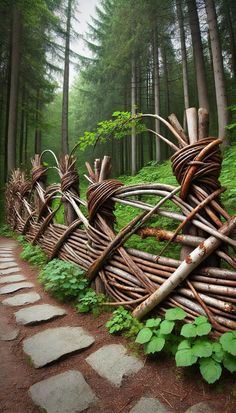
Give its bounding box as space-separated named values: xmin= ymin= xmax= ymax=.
xmin=176 ymin=0 xmax=190 ymax=114
xmin=187 ymin=0 xmax=209 ymax=111
xmin=7 ymin=6 xmax=21 ymax=175
xmin=205 ymin=0 xmax=229 ymax=144
xmin=131 ymin=57 xmax=137 ymax=175
xmin=35 ymin=89 xmax=42 ymax=154
xmin=61 ymin=0 xmax=71 ymax=155
xmin=153 ymin=29 xmax=161 ymax=162
xmin=161 ymin=46 xmax=170 ymax=159
xmin=24 ymin=96 xmax=29 ymax=165
xmin=19 ymin=85 xmax=25 ymax=165
xmin=4 ymin=50 xmax=11 ymax=182
xmin=225 ymin=0 xmax=236 ymax=79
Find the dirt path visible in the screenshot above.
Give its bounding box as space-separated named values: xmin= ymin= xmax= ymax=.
xmin=0 ymin=237 xmax=236 ymax=413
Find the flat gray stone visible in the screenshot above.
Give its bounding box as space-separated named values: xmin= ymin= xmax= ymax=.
xmin=0 ymin=257 xmax=17 ymax=262
xmin=0 ymin=254 xmax=14 ymax=258
xmin=185 ymin=402 xmax=219 ymax=413
xmin=86 ymin=344 xmax=144 ymax=387
xmin=0 ymin=267 xmax=21 ymax=275
xmin=23 ymin=327 xmax=95 ymax=368
xmin=0 ymin=282 xmax=34 ymax=294
xmin=2 ymin=292 xmax=41 ymax=306
xmin=29 ymin=370 xmax=97 ymax=413
xmin=0 ymin=262 xmax=19 ymax=270
xmin=0 ymin=274 xmax=26 ymax=284
xmin=129 ymin=397 xmax=170 ymax=413
xmin=15 ymin=304 xmax=67 ymax=325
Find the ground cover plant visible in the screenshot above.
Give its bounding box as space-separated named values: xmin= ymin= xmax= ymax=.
xmin=38 ymin=259 xmax=88 ymax=301
xmin=75 ymin=288 xmax=106 ymax=316
xmin=105 ymin=306 xmax=236 ymax=385
xmin=20 ymin=243 xmax=47 ymax=267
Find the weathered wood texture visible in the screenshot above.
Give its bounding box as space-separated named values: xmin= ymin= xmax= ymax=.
xmin=5 ymin=110 xmax=236 ymax=333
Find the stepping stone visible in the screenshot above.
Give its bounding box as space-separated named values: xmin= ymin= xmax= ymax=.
xmin=0 ymin=257 xmax=17 ymax=262
xmin=185 ymin=402 xmax=219 ymax=413
xmin=15 ymin=304 xmax=67 ymax=325
xmin=86 ymin=344 xmax=144 ymax=387
xmin=0 ymin=274 xmax=26 ymax=284
xmin=29 ymin=370 xmax=97 ymax=413
xmin=0 ymin=267 xmax=21 ymax=275
xmin=2 ymin=292 xmax=41 ymax=306
xmin=0 ymin=262 xmax=19 ymax=270
xmin=129 ymin=397 xmax=170 ymax=413
xmin=0 ymin=254 xmax=13 ymax=258
xmin=23 ymin=327 xmax=95 ymax=368
xmin=0 ymin=282 xmax=34 ymax=294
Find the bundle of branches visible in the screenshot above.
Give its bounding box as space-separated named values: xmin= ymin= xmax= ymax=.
xmin=5 ymin=108 xmax=236 ymax=334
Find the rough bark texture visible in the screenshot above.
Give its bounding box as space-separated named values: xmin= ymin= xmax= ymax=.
xmin=153 ymin=29 xmax=161 ymax=162
xmin=7 ymin=6 xmax=21 ymax=175
xmin=34 ymin=90 xmax=41 ymax=155
xmin=61 ymin=0 xmax=71 ymax=155
xmin=188 ymin=0 xmax=209 ymax=111
xmin=131 ymin=57 xmax=137 ymax=175
xmin=205 ymin=0 xmax=229 ymax=144
xmin=176 ymin=0 xmax=190 ymax=113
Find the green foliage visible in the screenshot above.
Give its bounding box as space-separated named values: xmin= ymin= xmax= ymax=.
xmin=220 ymin=331 xmax=236 ymax=356
xmin=134 ymin=308 xmax=236 ymax=384
xmin=78 ymin=111 xmax=146 ymax=151
xmin=226 ymin=105 xmax=236 ymax=131
xmin=0 ymin=224 xmax=17 ymax=239
xmin=38 ymin=259 xmax=88 ymax=301
xmin=180 ymin=316 xmax=212 ymax=338
xmin=20 ymin=243 xmax=47 ymax=267
xmin=105 ymin=306 xmax=143 ymax=337
xmin=135 ymin=309 xmax=187 ymax=356
xmin=75 ymin=289 xmax=106 ymax=316
xmin=220 ymin=144 xmax=236 ymax=215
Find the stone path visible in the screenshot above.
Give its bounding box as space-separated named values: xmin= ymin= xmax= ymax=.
xmin=0 ymin=240 xmax=221 ymax=413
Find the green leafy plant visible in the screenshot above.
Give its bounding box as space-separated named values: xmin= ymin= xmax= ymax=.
xmin=38 ymin=259 xmax=88 ymax=301
xmin=0 ymin=224 xmax=17 ymax=238
xmin=75 ymin=289 xmax=106 ymax=316
xmin=106 ymin=306 xmax=143 ymax=337
xmin=78 ymin=111 xmax=146 ymax=151
xmin=135 ymin=307 xmax=186 ymax=355
xmin=20 ymin=243 xmax=47 ymax=267
xmin=135 ymin=309 xmax=236 ymax=384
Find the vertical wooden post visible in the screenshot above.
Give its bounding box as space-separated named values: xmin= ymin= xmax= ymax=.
xmin=32 ymin=154 xmax=46 ymax=216
xmin=60 ymin=154 xmax=79 ymax=226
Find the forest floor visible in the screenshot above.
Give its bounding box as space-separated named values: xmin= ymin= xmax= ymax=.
xmin=1 ymin=237 xmax=236 ymax=413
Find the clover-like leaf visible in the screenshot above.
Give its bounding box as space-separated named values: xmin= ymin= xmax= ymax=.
xmin=144 ymin=337 xmax=165 ymax=354
xmin=192 ymin=339 xmax=213 ymax=358
xmin=145 ymin=318 xmax=161 ymax=328
xmin=175 ymin=348 xmax=198 ymax=367
xmin=212 ymin=342 xmax=224 ymax=363
xmin=223 ymin=353 xmax=236 ymax=373
xmin=165 ymin=307 xmax=187 ymax=321
xmin=199 ymin=357 xmax=222 ymax=384
xmin=159 ymin=320 xmax=175 ymax=335
xmin=135 ymin=327 xmax=153 ymax=344
xmin=194 ymin=316 xmax=208 ymax=325
xmin=180 ymin=323 xmax=197 ymax=338
xmin=220 ymin=332 xmax=236 ymax=356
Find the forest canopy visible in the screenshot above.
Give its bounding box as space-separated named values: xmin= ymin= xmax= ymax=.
xmin=0 ymin=0 xmax=235 ymax=186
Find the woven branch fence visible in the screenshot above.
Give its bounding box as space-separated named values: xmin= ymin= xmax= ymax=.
xmin=5 ymin=108 xmax=236 ymax=334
